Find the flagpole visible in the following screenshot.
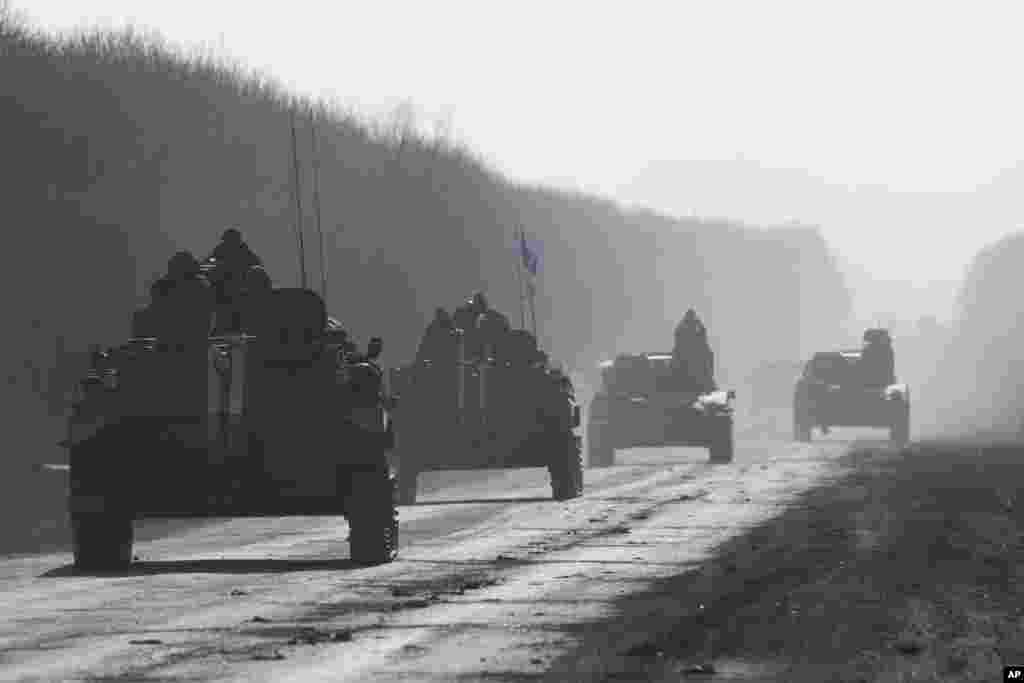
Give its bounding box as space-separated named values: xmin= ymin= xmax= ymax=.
xmin=514 ymin=224 xmax=526 ymax=330
xmin=528 ymin=284 xmax=538 ymax=340
xmin=524 ymin=226 xmax=538 ymax=339
xmin=289 ymin=110 xmax=308 ymax=289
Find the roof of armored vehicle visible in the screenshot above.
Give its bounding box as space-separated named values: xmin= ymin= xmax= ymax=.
xmin=803 ymin=350 xmax=865 ymax=383
xmin=810 ymin=349 xmax=862 ymax=362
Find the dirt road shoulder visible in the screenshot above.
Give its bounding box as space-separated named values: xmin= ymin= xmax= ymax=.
xmin=559 ymin=441 xmax=1024 ymax=682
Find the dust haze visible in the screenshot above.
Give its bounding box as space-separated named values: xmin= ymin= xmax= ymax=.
xmin=0 ymin=5 xmax=1020 ymax=550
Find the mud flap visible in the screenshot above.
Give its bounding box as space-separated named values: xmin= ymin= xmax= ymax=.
xmin=346 ymin=468 xmax=398 ymax=564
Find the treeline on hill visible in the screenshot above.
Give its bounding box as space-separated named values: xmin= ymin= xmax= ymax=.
xmin=927 ymin=232 xmax=1024 ymax=437
xmin=0 ymin=13 xmax=850 ymax=555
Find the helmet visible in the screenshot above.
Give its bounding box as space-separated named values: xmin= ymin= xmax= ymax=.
xmin=167 ymin=251 xmax=200 ymax=277
xmin=434 ymin=307 xmax=451 ymax=323
xmin=863 ymin=328 xmax=891 ymax=345
xmin=221 ymin=227 xmax=242 ymax=244
xmin=676 ymin=309 xmax=706 ymax=337
xmin=470 ymin=292 xmax=488 ymax=310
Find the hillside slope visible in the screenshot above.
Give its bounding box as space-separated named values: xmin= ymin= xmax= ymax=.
xmin=0 ymin=14 xmax=851 ymax=554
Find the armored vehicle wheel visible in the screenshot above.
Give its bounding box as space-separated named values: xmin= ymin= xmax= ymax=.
xmin=71 ymin=512 xmax=133 ymax=570
xmin=587 ymin=422 xmax=614 ymax=468
xmin=347 ymin=468 xmax=399 ymax=565
xmin=890 ymin=401 xmax=910 ymax=445
xmin=550 ymin=435 xmax=583 ymax=501
xmin=396 ymin=467 xmax=419 ymax=506
xmin=708 ymin=416 xmax=734 ymax=464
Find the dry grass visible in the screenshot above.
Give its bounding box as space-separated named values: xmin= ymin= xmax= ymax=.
xmin=610 ymin=443 xmax=1024 ymax=681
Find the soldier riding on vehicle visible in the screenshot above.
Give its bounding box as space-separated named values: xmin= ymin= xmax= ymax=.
xmin=134 ymin=250 xmax=214 ymax=340
xmin=389 ymin=294 xmax=582 ymax=505
xmin=212 ymin=264 xmax=272 ymax=335
xmin=859 ymin=328 xmax=895 ymax=388
xmin=477 ymin=303 xmax=512 ymax=361
xmin=55 ymin=235 xmax=399 ymax=570
xmin=415 ymin=308 xmax=455 ymax=363
xmin=793 ymin=328 xmax=909 ymax=443
xmin=587 ymin=309 xmax=735 ymax=467
xmin=670 ymin=309 xmax=717 ymax=393
xmin=452 ymin=292 xmax=489 ymax=360
xmin=203 ymin=229 xmax=268 ymax=334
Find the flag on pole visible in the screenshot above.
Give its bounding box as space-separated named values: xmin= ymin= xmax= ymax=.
xmin=519 ymin=229 xmax=541 ymax=277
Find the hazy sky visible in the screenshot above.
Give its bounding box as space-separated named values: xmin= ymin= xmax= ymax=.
xmin=16 ymin=0 xmax=1024 ymax=309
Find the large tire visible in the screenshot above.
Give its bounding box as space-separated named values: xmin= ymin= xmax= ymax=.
xmin=348 ymin=468 xmax=399 ymax=565
xmin=587 ymin=422 xmax=615 ymax=468
xmin=71 ymin=512 xmax=133 ymax=571
xmin=69 ymin=425 xmax=134 ymax=571
xmin=890 ymin=401 xmax=910 ymax=445
xmin=550 ymin=435 xmax=583 ymax=501
xmin=708 ymin=416 xmax=734 ymax=464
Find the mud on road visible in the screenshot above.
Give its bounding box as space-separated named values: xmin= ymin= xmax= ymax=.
xmin=1 ymin=437 xmax=864 ymax=682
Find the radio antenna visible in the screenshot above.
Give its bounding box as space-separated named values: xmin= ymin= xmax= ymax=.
xmin=310 ymin=112 xmax=327 ymax=303
xmin=289 ymin=109 xmax=308 ymax=289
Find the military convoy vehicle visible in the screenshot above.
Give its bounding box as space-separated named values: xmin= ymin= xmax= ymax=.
xmin=387 ymin=328 xmax=583 ymax=506
xmin=586 ymin=352 xmax=736 ymax=467
xmin=51 ymin=266 xmax=398 ymax=570
xmin=792 ymin=349 xmax=910 ymax=444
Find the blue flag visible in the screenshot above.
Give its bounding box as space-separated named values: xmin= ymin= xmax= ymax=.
xmin=520 ymin=230 xmax=541 ymax=277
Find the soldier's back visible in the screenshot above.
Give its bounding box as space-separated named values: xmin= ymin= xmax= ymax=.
xmin=151 ymin=276 xmax=213 ymax=342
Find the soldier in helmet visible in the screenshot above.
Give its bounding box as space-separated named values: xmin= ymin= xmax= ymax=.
xmin=147 ymin=251 xmax=214 ymax=341
xmin=151 ymin=251 xmax=205 ymax=298
xmin=226 ymin=264 xmax=273 ymax=334
xmin=207 ymin=228 xmax=263 ymax=271
xmin=453 ymin=292 xmax=490 ymax=360
xmin=453 ymin=292 xmax=487 ymax=332
xmin=670 ymin=308 xmax=717 ymax=393
xmin=860 ymin=328 xmax=895 ymax=387
xmin=205 ymin=228 xmax=265 ymax=306
xmin=416 ymin=307 xmax=456 ymax=363
xmin=205 ymin=230 xmax=267 ymax=333
xmin=477 ymin=305 xmax=511 ymax=361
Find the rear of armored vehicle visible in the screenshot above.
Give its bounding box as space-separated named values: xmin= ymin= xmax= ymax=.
xmin=793 ymin=350 xmax=910 ymax=443
xmin=389 ymin=329 xmax=582 ymax=505
xmin=587 ymin=354 xmax=734 ymax=468
xmin=63 ymin=288 xmax=397 ymax=570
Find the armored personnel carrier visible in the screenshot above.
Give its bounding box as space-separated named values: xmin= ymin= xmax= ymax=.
xmin=387 ymin=326 xmax=582 ymax=506
xmin=587 ymin=353 xmax=736 ymax=467
xmin=51 ymin=257 xmax=397 ymax=570
xmin=792 ymin=348 xmax=910 ymax=444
